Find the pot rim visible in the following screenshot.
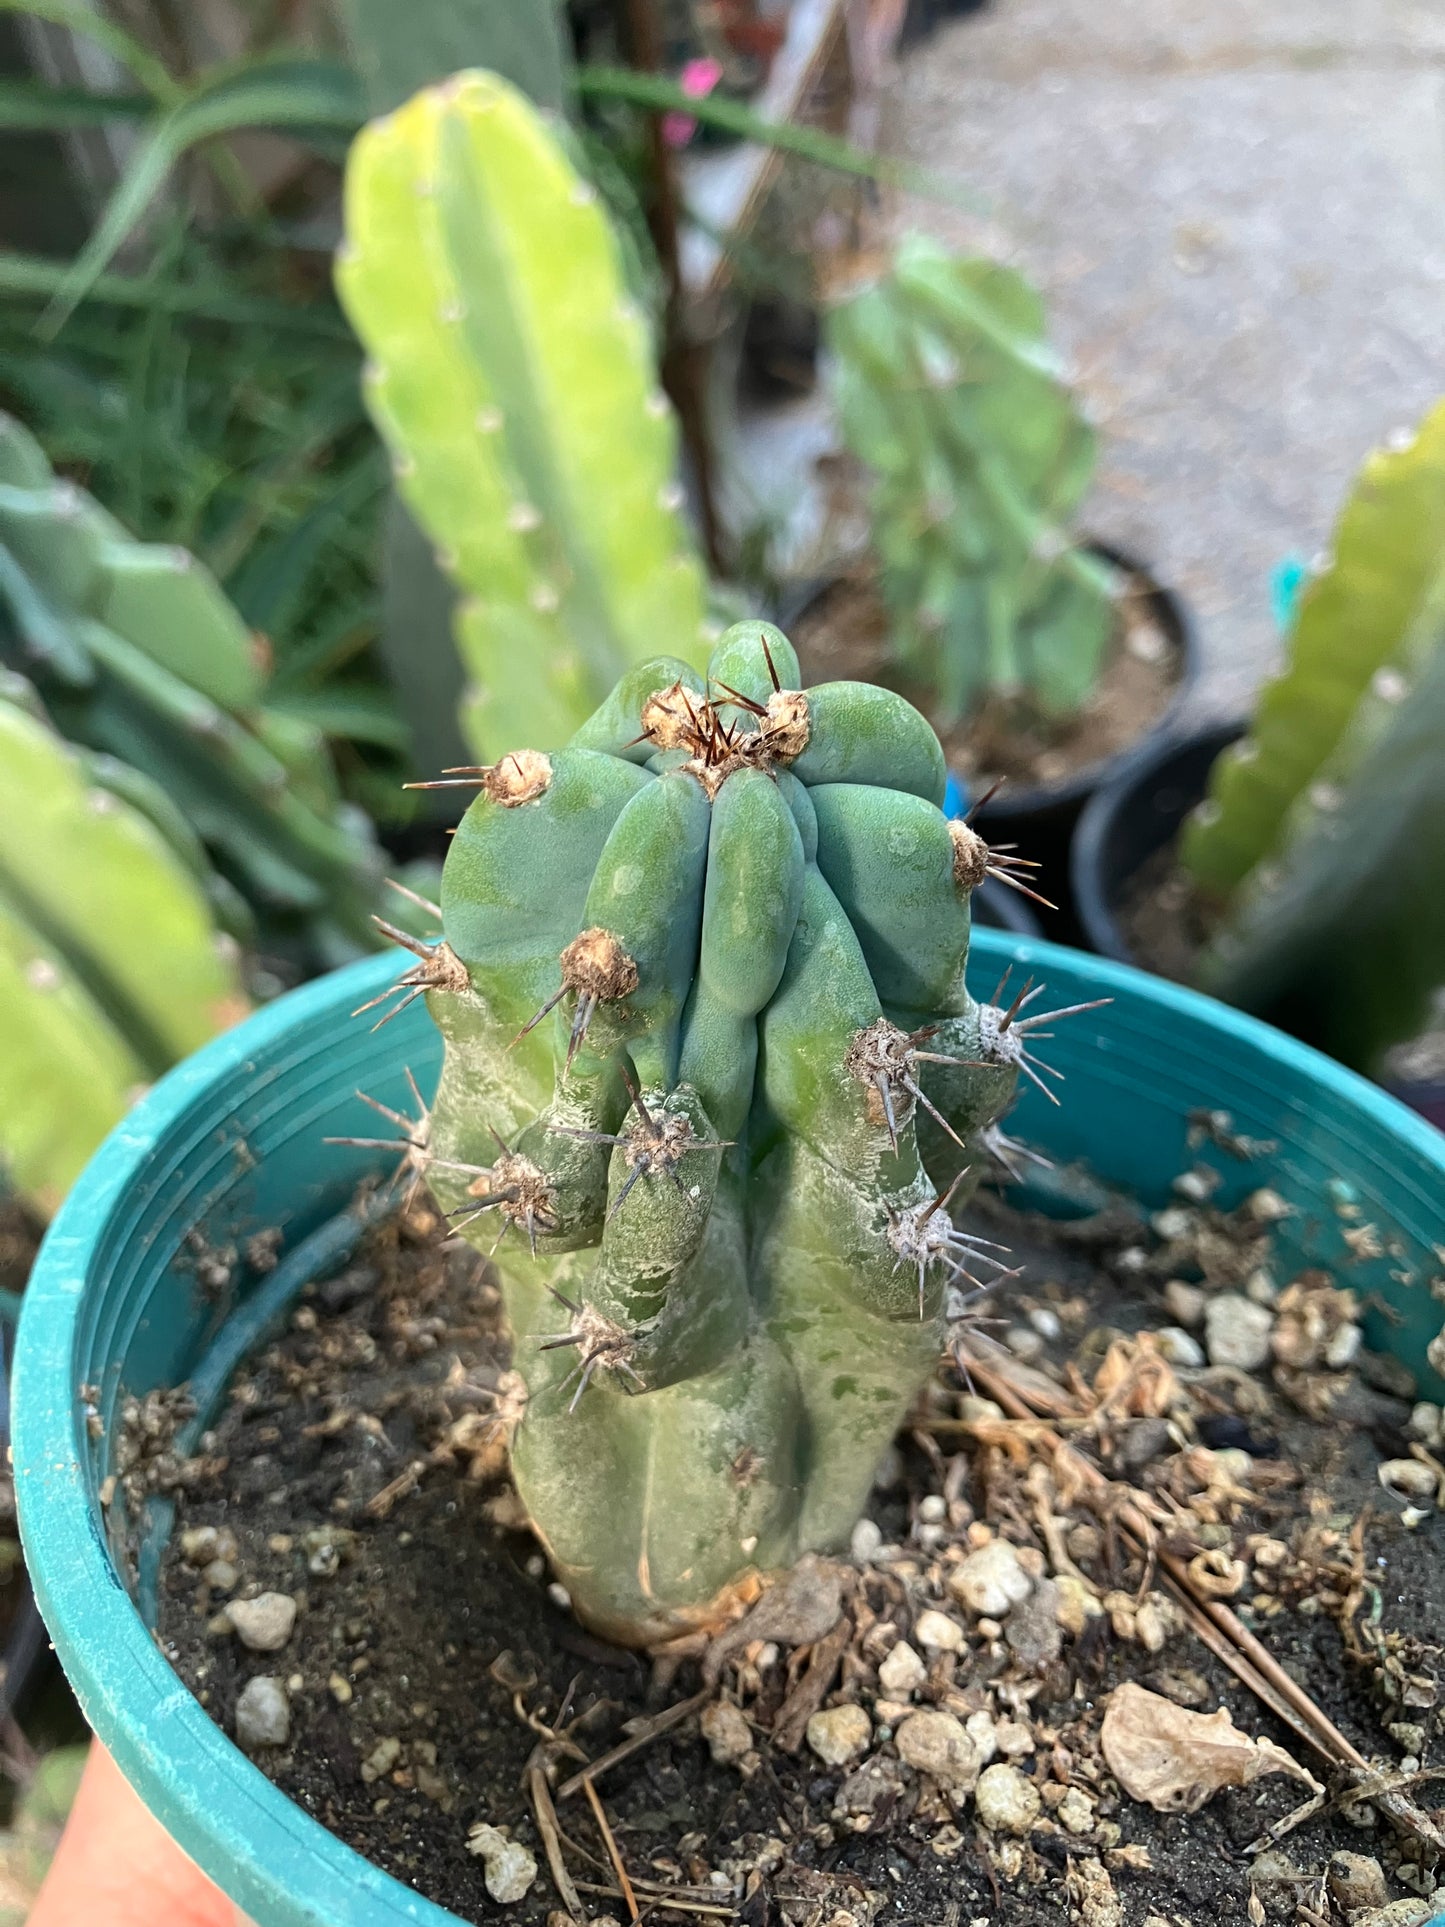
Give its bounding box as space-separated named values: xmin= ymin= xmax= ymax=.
xmin=15 ymin=940 xmax=1445 ymax=1926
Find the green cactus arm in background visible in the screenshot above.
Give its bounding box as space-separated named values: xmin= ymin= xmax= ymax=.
xmin=0 ymin=904 xmax=144 ymax=1217
xmin=336 ymin=71 xmax=713 ymax=760
xmin=828 ymin=235 xmax=1118 ymax=725
xmin=1194 ymin=624 xmax=1445 ymax=1073
xmin=1182 ymin=400 xmax=1445 ymax=899
xmin=0 ymin=685 xmax=246 ymax=1213
xmin=0 ymin=413 xmax=262 ymax=711
xmin=0 ymin=411 xmax=386 ymax=963
xmin=344 ymin=622 xmax=1102 ymax=1642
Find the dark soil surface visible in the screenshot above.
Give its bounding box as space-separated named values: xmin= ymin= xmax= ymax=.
xmin=792 ymin=571 xmax=1181 ymax=797
xmin=1114 ymin=842 xmax=1219 ymax=981
xmin=154 ymin=1173 xmax=1445 ymax=1927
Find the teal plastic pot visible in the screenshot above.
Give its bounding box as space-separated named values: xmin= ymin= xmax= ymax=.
xmin=15 ymin=936 xmax=1445 ymax=1927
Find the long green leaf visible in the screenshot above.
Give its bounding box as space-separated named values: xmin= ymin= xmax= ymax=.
xmin=40 ymin=55 xmax=367 ymax=330
xmin=264 ymin=684 xmax=410 ymax=751
xmin=0 ymin=76 xmax=150 ymax=130
xmin=0 ymin=249 xmax=356 ymax=334
xmin=575 ymin=65 xmax=978 ymax=208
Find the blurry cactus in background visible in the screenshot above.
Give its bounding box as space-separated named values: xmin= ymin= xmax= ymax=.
xmin=827 ymin=234 xmax=1120 ymax=725
xmin=1181 ymin=401 xmax=1445 ymax=1071
xmin=0 ymin=674 xmax=246 ymax=1214
xmin=337 ymin=71 xmax=714 ymax=761
xmin=0 ymin=412 xmax=387 ymax=972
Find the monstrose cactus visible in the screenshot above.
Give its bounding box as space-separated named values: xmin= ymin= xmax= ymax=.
xmin=337 ymin=71 xmax=713 ymax=760
xmin=828 ymin=235 xmax=1120 ymax=725
xmin=1181 ymin=400 xmax=1445 ymax=1071
xmin=355 ymin=623 xmax=1099 ymax=1643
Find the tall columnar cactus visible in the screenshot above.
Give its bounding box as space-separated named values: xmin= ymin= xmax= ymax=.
xmin=828 ymin=234 xmax=1120 ymax=725
xmin=0 ymin=676 xmax=245 ymax=1214
xmin=0 ymin=412 xmax=385 ymax=963
xmin=1181 ymin=402 xmax=1445 ymax=1071
xmin=353 ymin=623 xmax=1099 ymax=1642
xmin=337 ymin=71 xmax=714 ymax=760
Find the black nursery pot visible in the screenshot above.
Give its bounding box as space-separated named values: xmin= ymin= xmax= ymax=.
xmin=1069 ymin=719 xmax=1243 ymax=966
xmin=966 ymin=543 xmax=1201 ymax=941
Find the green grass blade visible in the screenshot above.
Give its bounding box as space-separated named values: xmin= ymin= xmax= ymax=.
xmin=39 ymin=56 xmax=366 ymax=331
xmin=0 ymin=250 xmax=355 ymax=334
xmin=0 ymin=77 xmax=150 ymax=129
xmin=574 ymin=65 xmax=979 ymax=210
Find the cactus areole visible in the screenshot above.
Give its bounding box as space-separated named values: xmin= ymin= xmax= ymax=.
xmin=365 ymin=625 xmax=1091 ymax=1644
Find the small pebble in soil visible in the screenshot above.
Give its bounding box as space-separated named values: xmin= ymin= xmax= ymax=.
xmin=805 ymin=1703 xmax=871 ymax=1767
xmin=958 ymin=1394 xmax=1004 ymax=1422
xmin=975 ymin=1762 xmax=1041 ymax=1835
xmin=465 ymin=1825 xmax=537 ymax=1905
xmin=1003 ymin=1580 xmax=1062 ymax=1669
xmin=894 ymin=1710 xmax=981 ymax=1793
xmin=1204 ymin=1293 xmax=1273 ymax=1370
xmin=993 ymin=1718 xmax=1035 ymax=1760
xmin=1054 ymin=1573 xmax=1102 ymax=1637
xmin=913 ymin=1608 xmax=964 ymax=1653
xmin=1154 ymin=1326 xmax=1204 ymax=1368
xmin=1115 ymin=1418 xmax=1175 ymax=1475
xmin=700 ymin=1699 xmax=754 ymax=1768
xmin=849 ymin=1517 xmax=882 ymax=1562
xmin=947 ymin=1538 xmax=1032 ymax=1618
xmin=226 ymin=1592 xmax=298 ymax=1652
xmin=1409 ymin=1402 xmax=1443 ymax=1445
xmin=1055 ymin=1786 xmax=1096 ymax=1835
xmin=1351 ymin=1903 xmax=1435 ymax=1927
xmin=1163 ymin=1280 xmax=1206 ymax=1327
xmin=304 ymin=1527 xmax=351 ymax=1577
xmin=1328 ymin=1854 xmax=1390 ymax=1913
xmin=1379 ymin=1459 xmax=1437 ymax=1503
xmin=180 ymin=1525 xmax=237 ymax=1567
xmin=361 ymin=1737 xmax=402 ymax=1783
xmin=965 ymin=1710 xmax=998 ymax=1764
xmin=877 ymin=1641 xmax=927 ymax=1698
xmin=1246 ymin=1187 xmax=1292 ymax=1223
xmin=235 ymin=1676 xmax=290 ymax=1751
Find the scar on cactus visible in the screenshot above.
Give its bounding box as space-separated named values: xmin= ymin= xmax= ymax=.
xmin=337 ymin=621 xmax=1109 ymax=1644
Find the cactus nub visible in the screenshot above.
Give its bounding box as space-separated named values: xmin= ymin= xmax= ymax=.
xmin=347 ymin=621 xmax=1106 ymax=1643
